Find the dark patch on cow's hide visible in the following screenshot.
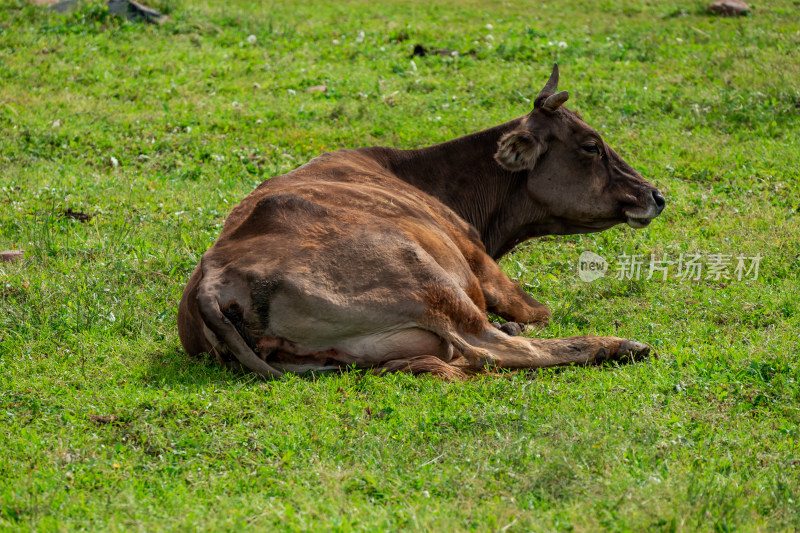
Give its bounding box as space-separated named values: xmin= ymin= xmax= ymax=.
xmin=401 ymin=246 xmax=422 ymax=265
xmin=250 ymin=278 xmax=282 ymax=332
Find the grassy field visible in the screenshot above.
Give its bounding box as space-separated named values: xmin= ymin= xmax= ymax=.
xmin=1 ymin=0 xmax=800 ymax=529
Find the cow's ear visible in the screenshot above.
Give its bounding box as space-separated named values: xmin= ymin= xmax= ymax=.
xmin=494 ymin=130 xmax=545 ymax=171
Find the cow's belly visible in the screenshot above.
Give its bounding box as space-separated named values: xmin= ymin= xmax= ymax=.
xmin=261 ymin=327 xmax=453 ymax=374
xmin=333 ymin=327 xmax=453 ymax=363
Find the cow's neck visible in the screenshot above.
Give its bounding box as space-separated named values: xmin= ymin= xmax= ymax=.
xmin=365 ymin=118 xmax=544 ymax=260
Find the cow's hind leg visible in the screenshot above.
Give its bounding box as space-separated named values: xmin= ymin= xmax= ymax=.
xmin=371 ymin=331 xmax=649 ymax=376
xmin=408 ymin=276 xmax=650 ymax=371
xmin=459 ymin=327 xmax=651 ymax=370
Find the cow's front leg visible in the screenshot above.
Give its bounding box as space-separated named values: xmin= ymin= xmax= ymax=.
xmin=473 ymin=257 xmax=551 ymax=327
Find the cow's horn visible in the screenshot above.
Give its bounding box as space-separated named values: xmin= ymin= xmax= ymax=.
xmin=543 ymin=90 xmax=569 ymax=112
xmin=539 ymin=63 xmax=559 ymax=96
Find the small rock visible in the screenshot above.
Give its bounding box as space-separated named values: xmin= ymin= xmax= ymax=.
xmin=64 ymin=208 xmax=93 ymax=223
xmin=411 ymin=44 xmax=476 ymax=59
xmin=89 ymin=414 xmax=119 ymax=424
xmin=306 ymin=85 xmax=328 ymax=93
xmin=0 ymin=250 xmax=24 ymax=264
xmin=413 ymin=44 xmax=457 ymax=58
xmin=707 ymin=0 xmax=750 ymax=16
xmin=47 ymin=0 xmax=79 ymax=13
xmin=107 ymin=0 xmax=164 ymax=23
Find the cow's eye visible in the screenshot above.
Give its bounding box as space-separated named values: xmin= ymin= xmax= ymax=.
xmin=582 ymin=142 xmax=601 ymax=155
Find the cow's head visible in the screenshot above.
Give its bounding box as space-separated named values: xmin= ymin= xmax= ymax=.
xmin=494 ymin=64 xmax=665 ymax=235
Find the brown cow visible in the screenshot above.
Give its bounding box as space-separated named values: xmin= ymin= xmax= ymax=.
xmin=178 ymin=65 xmax=665 ymax=379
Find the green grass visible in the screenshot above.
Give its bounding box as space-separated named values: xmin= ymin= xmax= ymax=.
xmin=1 ymin=0 xmax=799 ymax=530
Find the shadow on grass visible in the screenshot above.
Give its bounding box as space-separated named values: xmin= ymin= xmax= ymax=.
xmin=139 ymin=345 xmax=350 ymax=388
xmin=139 ymin=346 xmax=256 ymax=388
xmin=140 ymin=344 xmax=647 ymax=391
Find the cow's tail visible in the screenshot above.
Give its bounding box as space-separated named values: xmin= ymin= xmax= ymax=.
xmin=195 ymin=271 xmax=283 ymax=379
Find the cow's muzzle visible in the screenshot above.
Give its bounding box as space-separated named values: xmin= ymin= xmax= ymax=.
xmin=624 ymin=191 xmax=665 ymax=229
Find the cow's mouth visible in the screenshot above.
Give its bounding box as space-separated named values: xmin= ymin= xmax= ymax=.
xmin=624 ymin=207 xmax=659 ymax=229
xmin=625 ymin=215 xmax=653 ymax=229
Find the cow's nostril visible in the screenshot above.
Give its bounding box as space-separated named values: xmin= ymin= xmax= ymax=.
xmin=652 ymin=191 xmax=666 ymax=212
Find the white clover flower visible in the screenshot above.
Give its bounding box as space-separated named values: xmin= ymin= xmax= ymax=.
xmin=332 ymin=39 xmax=340 ymax=45
xmin=356 ymin=31 xmax=365 ymax=43
xmin=485 ymin=34 xmax=494 ymax=41
xmin=485 ymin=23 xmax=493 ymax=30
xmin=558 ymin=41 xmax=568 ymax=49
xmin=246 ymin=34 xmax=257 ymax=44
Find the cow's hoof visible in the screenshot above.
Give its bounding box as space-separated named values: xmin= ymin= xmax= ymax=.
xmin=614 ymin=340 xmax=651 ymax=362
xmin=592 ymin=339 xmax=651 ymax=364
xmin=460 ymin=345 xmax=498 ymax=369
xmin=491 ymin=321 xmax=524 ymax=336
xmin=499 ymin=321 xmax=523 ymax=336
